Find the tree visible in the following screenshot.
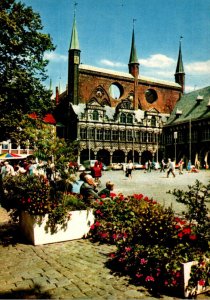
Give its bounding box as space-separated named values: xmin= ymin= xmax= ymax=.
xmin=0 ymin=0 xmax=55 ymax=141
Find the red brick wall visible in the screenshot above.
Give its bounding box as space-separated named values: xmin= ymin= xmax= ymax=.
xmin=78 ymin=69 xmax=181 ymax=114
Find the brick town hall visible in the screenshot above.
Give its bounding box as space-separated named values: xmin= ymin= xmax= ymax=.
xmin=54 ymin=15 xmax=186 ymax=166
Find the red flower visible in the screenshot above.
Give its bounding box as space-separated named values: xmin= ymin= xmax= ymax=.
xmin=189 ymin=234 xmax=197 ymax=240
xmin=100 ymin=194 xmax=106 ymax=198
xmin=198 ymin=279 xmax=205 ymax=286
xmin=110 ymin=192 xmax=116 ymax=198
xmin=112 ymin=233 xmax=117 ymax=240
xmin=90 ymin=224 xmax=95 ymax=230
xmin=172 ymin=279 xmax=177 ymax=286
xmin=183 ymin=227 xmax=191 ymax=234
xmin=109 ymin=253 xmax=115 ymax=258
xmin=175 ymin=225 xmax=181 ymax=229
xmin=178 ymin=232 xmax=183 ymax=238
xmin=100 ymin=232 xmax=108 ymax=238
xmin=95 ymin=221 xmax=101 ymax=227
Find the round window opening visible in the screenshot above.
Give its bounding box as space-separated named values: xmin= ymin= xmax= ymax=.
xmin=109 ymin=83 xmax=123 ymax=100
xmin=145 ymin=89 xmax=158 ymax=104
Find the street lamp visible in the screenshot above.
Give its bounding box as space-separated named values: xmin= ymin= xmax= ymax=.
xmin=174 ymin=131 xmax=177 ymax=164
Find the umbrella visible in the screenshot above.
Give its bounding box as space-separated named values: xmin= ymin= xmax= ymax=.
xmin=0 ymin=153 xmax=28 ymax=160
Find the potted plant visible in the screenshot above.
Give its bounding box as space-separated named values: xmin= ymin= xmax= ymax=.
xmin=88 ymin=181 xmax=209 ymax=298
xmin=1 ymin=174 xmax=94 ymax=245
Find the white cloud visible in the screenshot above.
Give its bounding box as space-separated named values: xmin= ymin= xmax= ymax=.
xmin=44 ymin=52 xmax=67 ymax=62
xmin=185 ymin=60 xmax=210 ymax=75
xmin=100 ymin=59 xmax=127 ymax=68
xmin=139 ymin=54 xmax=175 ymax=68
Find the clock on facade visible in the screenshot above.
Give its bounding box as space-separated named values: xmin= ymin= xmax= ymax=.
xmin=74 ymin=55 xmax=79 ymax=64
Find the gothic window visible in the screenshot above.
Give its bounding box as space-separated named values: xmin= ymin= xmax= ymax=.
xmin=127 ymin=130 xmax=133 ymax=142
xmin=136 ymin=131 xmax=140 ymax=142
xmin=119 ymin=131 xmax=126 ymax=141
xmin=80 ymin=128 xmax=86 ymax=139
xmin=142 ymin=132 xmax=147 ymax=142
xmin=105 ymin=130 xmax=111 ymax=140
xmin=89 ymin=128 xmax=95 ymax=140
xmin=112 ymin=130 xmax=119 ymax=141
xmin=96 ymin=129 xmax=103 ymax=140
xmin=127 ymin=113 xmax=133 ymax=124
xmin=151 ymin=116 xmax=156 ymax=127
xmin=120 ymin=113 xmax=126 ymax=123
xmin=93 ymin=110 xmax=99 ymax=121
xmin=148 ymin=132 xmax=153 ymax=142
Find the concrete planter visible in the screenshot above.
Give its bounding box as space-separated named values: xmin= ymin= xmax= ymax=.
xmin=182 ymin=261 xmax=209 ymax=298
xmin=19 ymin=209 xmax=95 ymax=245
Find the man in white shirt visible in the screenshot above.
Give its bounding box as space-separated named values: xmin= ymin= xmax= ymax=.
xmin=166 ymin=158 xmax=176 ymax=178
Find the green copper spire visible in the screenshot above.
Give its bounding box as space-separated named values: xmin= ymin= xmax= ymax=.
xmin=129 ymin=28 xmax=138 ymax=64
xmin=70 ymin=16 xmax=80 ymax=50
xmin=175 ymin=41 xmax=184 ymax=73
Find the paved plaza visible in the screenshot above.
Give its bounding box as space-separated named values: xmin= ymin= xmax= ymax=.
xmin=0 ymin=170 xmax=209 ymax=299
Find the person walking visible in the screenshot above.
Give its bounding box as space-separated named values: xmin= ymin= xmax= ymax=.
xmin=127 ymin=160 xmax=134 ymax=179
xmin=166 ymin=158 xmax=176 ymax=178
xmin=91 ymin=160 xmax=103 ymax=185
xmin=160 ymin=159 xmax=166 ymax=172
xmin=178 ymin=158 xmax=184 ymax=174
xmin=148 ymin=160 xmax=152 ymax=172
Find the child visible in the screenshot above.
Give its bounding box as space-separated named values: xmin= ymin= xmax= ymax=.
xmin=98 ymin=181 xmax=114 ymax=198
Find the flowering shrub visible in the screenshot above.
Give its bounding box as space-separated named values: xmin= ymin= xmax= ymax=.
xmin=1 ymin=174 xmax=88 ymax=233
xmin=89 ymin=181 xmax=210 ymax=297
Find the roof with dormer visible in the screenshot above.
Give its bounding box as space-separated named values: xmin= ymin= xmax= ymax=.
xmin=166 ymin=86 xmax=210 ymax=125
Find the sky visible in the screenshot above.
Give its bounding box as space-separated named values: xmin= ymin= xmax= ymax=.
xmin=21 ymin=0 xmax=210 ymax=95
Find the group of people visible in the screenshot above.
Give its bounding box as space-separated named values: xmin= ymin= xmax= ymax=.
xmin=0 ymin=159 xmax=54 ymax=179
xmin=70 ymin=171 xmax=114 ymax=204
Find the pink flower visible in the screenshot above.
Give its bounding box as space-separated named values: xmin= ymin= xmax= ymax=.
xmin=172 ymin=279 xmax=177 ymax=286
xmin=125 ymin=247 xmax=132 ymax=252
xmin=136 ymin=273 xmax=143 ymax=278
xmin=140 ymin=258 xmax=148 ymax=265
xmin=145 ymin=276 xmax=155 ymax=282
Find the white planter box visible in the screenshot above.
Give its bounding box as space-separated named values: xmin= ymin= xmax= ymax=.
xmin=182 ymin=261 xmax=209 ymax=298
xmin=19 ymin=210 xmax=95 ymax=245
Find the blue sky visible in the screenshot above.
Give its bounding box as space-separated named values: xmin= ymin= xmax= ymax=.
xmin=21 ymin=0 xmax=210 ymax=95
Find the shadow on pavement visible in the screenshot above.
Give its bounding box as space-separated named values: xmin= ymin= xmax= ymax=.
xmin=0 ymin=284 xmax=52 ymax=299
xmin=0 ymin=222 xmax=28 ymax=246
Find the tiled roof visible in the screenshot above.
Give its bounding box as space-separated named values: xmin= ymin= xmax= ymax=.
xmin=166 ymin=86 xmax=210 ymax=125
xmin=79 ymin=64 xmax=181 ymax=88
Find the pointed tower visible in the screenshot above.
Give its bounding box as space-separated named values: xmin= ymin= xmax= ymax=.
xmin=68 ymin=15 xmax=81 ymax=104
xmin=128 ymin=28 xmax=139 ymax=78
xmin=175 ymin=40 xmax=185 ymax=93
xmin=128 ymin=27 xmax=139 ymax=110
